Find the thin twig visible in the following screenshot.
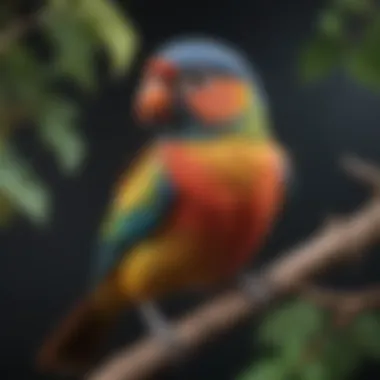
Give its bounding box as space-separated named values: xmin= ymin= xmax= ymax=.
xmin=341 ymin=154 xmax=380 ymax=193
xmin=305 ymin=285 xmax=380 ymax=327
xmin=85 ymin=155 xmax=380 ymax=380
xmin=293 ymin=284 xmax=380 ymax=372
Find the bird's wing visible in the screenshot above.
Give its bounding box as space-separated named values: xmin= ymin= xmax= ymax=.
xmin=89 ymin=148 xmax=175 ymax=289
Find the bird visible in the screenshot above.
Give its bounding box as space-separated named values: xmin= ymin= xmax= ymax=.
xmin=36 ymin=36 xmax=291 ymax=374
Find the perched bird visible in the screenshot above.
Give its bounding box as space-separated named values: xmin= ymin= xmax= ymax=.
xmin=37 ymin=36 xmax=291 ymax=373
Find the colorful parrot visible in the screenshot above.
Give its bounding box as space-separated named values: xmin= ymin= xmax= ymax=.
xmin=36 ymin=36 xmax=291 ymax=373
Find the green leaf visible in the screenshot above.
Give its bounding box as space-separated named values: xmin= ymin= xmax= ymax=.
xmin=299 ymin=35 xmax=345 ymax=82
xmin=350 ymin=312 xmax=380 ymax=358
xmin=77 ymin=0 xmax=139 ymax=75
xmin=280 ymin=332 xmax=308 ymax=365
xmin=42 ymin=6 xmax=97 ymax=90
xmin=0 ymin=143 xmax=51 ymax=225
xmin=346 ymin=52 xmax=380 ymax=89
xmin=333 ymin=0 xmax=372 ymax=15
xmin=0 ymin=45 xmax=50 ymax=110
xmin=45 ymin=0 xmax=139 ymax=75
xmin=239 ymin=360 xmax=288 ymax=380
xmin=345 ymin=16 xmax=380 ymax=89
xmin=318 ymin=10 xmax=345 ymax=39
xmin=36 ymin=98 xmax=87 ymax=175
xmin=286 ymin=330 xmax=362 ymax=380
xmin=299 ymin=360 xmax=329 ymax=380
xmin=324 ymin=332 xmax=363 ymax=379
xmin=259 ymin=300 xmax=326 ymax=349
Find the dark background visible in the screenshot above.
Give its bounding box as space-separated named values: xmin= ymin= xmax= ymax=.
xmin=1 ymin=0 xmax=380 ymax=379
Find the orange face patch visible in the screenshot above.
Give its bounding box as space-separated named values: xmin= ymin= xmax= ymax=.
xmin=185 ymin=78 xmax=249 ymax=125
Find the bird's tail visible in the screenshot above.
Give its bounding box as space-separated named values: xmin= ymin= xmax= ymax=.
xmin=36 ymin=279 xmax=128 ymax=375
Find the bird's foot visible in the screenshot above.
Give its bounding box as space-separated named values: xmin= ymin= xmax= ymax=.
xmin=139 ymin=302 xmax=187 ymax=363
xmin=237 ymin=272 xmax=274 ymax=307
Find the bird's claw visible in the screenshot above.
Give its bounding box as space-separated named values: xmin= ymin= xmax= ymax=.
xmin=154 ymin=324 xmax=186 ymax=361
xmin=139 ymin=302 xmax=187 ymax=362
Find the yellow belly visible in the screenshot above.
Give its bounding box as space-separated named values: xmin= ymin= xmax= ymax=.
xmin=111 ymin=232 xmax=224 ymax=303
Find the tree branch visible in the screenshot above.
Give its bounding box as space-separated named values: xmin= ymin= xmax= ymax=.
xmin=86 ymin=155 xmax=380 ymax=380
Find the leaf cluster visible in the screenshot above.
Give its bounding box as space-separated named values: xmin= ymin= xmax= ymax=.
xmin=0 ymin=0 xmax=139 ymax=226
xmin=299 ymin=0 xmax=380 ymax=88
xmin=239 ymin=299 xmax=380 ymax=380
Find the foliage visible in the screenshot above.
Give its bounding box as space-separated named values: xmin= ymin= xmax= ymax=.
xmin=239 ymin=299 xmax=380 ymax=380
xmin=239 ymin=2 xmax=380 ymax=379
xmin=299 ymin=0 xmax=380 ymax=87
xmin=0 ymin=0 xmax=139 ymax=227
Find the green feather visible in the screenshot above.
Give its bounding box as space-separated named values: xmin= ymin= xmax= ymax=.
xmin=241 ymin=91 xmax=273 ymax=140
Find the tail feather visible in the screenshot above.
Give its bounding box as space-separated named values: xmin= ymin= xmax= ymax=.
xmin=36 ymin=290 xmax=125 ymax=374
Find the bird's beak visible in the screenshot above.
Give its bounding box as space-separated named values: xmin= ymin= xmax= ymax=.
xmin=134 ymin=60 xmax=176 ymax=125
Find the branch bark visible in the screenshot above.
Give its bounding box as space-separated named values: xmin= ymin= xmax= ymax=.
xmin=86 ymin=155 xmax=380 ymax=380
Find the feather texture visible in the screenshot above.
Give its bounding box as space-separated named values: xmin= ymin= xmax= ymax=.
xmin=90 ymin=146 xmax=175 ymax=288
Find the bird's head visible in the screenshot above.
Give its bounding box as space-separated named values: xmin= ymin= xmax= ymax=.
xmin=133 ymin=36 xmax=271 ymax=140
